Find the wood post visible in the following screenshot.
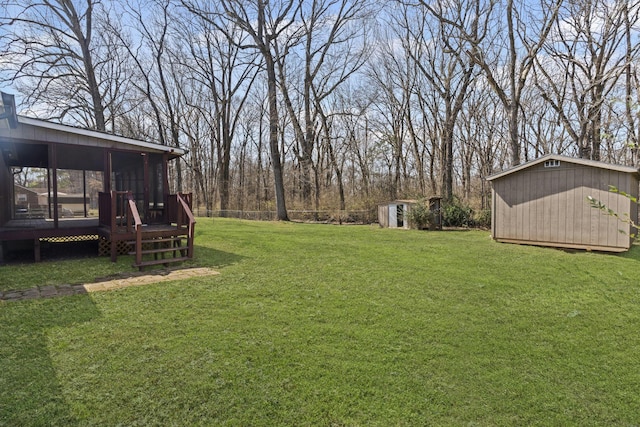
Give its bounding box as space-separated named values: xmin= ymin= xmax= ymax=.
xmin=34 ymin=238 xmax=41 ymax=262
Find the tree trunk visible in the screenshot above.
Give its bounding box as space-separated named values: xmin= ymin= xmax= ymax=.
xmin=265 ymin=53 xmax=289 ymax=220
xmin=441 ymin=124 xmax=454 ymax=202
xmin=508 ymin=104 xmax=520 ymax=166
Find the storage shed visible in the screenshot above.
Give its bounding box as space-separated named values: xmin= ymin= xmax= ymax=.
xmin=378 ymin=200 xmax=415 ymax=229
xmin=378 ymin=198 xmax=443 ymax=230
xmin=486 ymin=154 xmax=640 ymax=252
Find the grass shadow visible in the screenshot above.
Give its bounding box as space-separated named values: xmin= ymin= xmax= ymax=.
xmin=1 ymin=240 xmax=99 ymax=264
xmin=0 ymin=295 xmax=101 ymax=425
xmin=618 ymin=242 xmax=640 ymax=261
xmin=191 ymin=245 xmax=245 ymax=269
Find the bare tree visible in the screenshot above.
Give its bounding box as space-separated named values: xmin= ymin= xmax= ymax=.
xmin=124 ymin=0 xmax=185 ymax=189
xmin=175 ymin=9 xmax=260 ymax=214
xmin=0 ymin=0 xmax=118 ymax=130
xmin=397 ymin=0 xmax=482 ymax=201
xmin=422 ymin=0 xmax=561 ymax=166
xmin=183 ymin=0 xmax=303 ymax=220
xmin=177 ymin=101 xmax=212 ymax=211
xmin=536 ymin=0 xmax=640 ymax=161
xmin=367 ymin=44 xmax=410 ymax=200
xmin=273 ymin=0 xmax=373 ymax=210
xmin=624 ymin=2 xmax=640 ymax=165
xmin=98 ymin=0 xmax=188 ymax=194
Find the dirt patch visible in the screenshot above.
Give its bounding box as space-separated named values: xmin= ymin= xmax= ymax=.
xmin=1 ymin=267 xmax=220 ymax=302
xmin=92 ymin=267 xmax=188 ymax=282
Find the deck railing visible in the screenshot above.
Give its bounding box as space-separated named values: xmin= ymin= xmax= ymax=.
xmin=99 ymin=191 xmax=143 ymax=263
xmin=170 ymin=193 xmax=196 ymax=258
xmin=99 ymin=191 xmax=194 ymax=264
xmin=98 ymin=192 xmax=111 ymax=227
xmin=128 ymin=195 xmax=143 ymax=266
xmin=99 ymin=191 xmax=140 ymax=233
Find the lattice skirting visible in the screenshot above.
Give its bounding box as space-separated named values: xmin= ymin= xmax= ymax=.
xmin=98 ymin=237 xmax=130 ymax=257
xmin=98 ymin=237 xmax=175 ymax=257
xmin=42 ymin=235 xmax=99 ymax=243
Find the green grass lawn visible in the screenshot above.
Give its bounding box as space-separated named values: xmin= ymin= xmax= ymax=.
xmin=2 ymin=218 xmax=640 ymax=425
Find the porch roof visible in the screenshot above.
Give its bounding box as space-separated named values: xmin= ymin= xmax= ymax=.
xmin=1 ymin=115 xmax=185 ymax=165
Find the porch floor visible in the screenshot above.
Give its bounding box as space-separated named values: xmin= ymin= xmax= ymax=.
xmin=101 ymin=223 xmax=178 ymax=234
xmin=0 ymin=218 xmax=101 ymax=243
xmin=1 ymin=217 xmax=99 ymax=230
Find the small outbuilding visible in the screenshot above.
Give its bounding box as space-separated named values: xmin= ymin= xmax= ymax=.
xmin=486 ymin=154 xmax=640 ymax=252
xmin=378 ymin=197 xmax=442 ymax=230
xmin=378 ymin=200 xmax=415 ymax=229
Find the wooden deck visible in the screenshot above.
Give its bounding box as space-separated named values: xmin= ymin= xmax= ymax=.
xmin=2 ymin=217 xmax=99 ymax=229
xmin=97 ymin=191 xmax=195 ymax=269
xmin=0 ymin=192 xmax=195 ymax=268
xmin=0 ymin=218 xmax=100 ymax=240
xmin=0 ymin=218 xmax=100 ymax=262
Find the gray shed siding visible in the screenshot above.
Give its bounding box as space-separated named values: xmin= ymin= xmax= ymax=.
xmin=491 ymin=160 xmax=638 ymax=252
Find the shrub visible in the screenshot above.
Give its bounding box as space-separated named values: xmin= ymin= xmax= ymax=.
xmin=474 ymin=209 xmax=491 ymax=229
xmin=407 ymin=201 xmax=434 ymax=230
xmin=442 ymin=197 xmax=474 ymax=227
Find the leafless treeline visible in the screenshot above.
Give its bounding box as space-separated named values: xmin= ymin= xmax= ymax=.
xmin=2 ymin=0 xmax=640 ymax=216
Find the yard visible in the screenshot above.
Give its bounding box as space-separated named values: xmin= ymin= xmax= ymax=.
xmin=2 ymin=218 xmax=640 ymax=425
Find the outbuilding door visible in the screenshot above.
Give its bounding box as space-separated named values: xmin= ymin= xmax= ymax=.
xmin=397 ymin=204 xmax=405 ymax=228
xmin=388 ymin=204 xmax=407 ymax=228
xmin=388 ymin=204 xmax=397 ymax=227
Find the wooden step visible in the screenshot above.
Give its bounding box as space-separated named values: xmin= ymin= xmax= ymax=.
xmin=128 ymin=246 xmax=186 ymax=256
xmin=126 ymin=236 xmax=184 ymax=246
xmin=133 ymin=256 xmax=191 ymax=269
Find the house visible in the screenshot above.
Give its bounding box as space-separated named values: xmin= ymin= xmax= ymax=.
xmin=486 ymin=154 xmax=639 ymax=252
xmin=0 ymin=93 xmax=195 ymax=267
xmin=13 ymin=185 xmax=43 ymax=218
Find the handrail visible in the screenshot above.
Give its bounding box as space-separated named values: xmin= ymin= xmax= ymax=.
xmin=100 ymin=190 xmax=193 ymax=264
xmin=176 ymin=193 xmax=196 ymax=258
xmin=126 ymin=193 xmax=143 ymax=266
xmin=112 ymin=191 xmax=119 ymax=232
xmin=99 ymin=190 xmax=142 ymax=263
xmin=103 ymin=190 xmax=136 ymax=232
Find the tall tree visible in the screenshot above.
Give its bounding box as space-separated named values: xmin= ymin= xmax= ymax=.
xmin=366 ymin=37 xmax=410 ymax=200
xmin=624 ymin=1 xmax=640 ymax=164
xmin=424 ymin=0 xmax=561 ymax=166
xmin=176 ymin=10 xmax=259 ymax=213
xmin=275 ymin=0 xmax=373 ymax=209
xmin=397 ymin=0 xmax=481 ymax=201
xmin=123 ymin=0 xmax=184 ymax=190
xmin=183 ymin=0 xmax=302 ymax=220
xmin=535 ymin=0 xmax=640 ymax=161
xmin=0 ymin=0 xmax=113 ymax=130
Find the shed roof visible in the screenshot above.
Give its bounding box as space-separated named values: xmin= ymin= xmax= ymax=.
xmin=486 ymin=154 xmax=640 ymax=181
xmin=377 ymin=199 xmax=418 ymax=206
xmin=1 ymin=115 xmax=185 ymax=158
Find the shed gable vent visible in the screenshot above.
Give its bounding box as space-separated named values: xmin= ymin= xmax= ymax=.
xmin=544 ymin=159 xmax=560 ymax=168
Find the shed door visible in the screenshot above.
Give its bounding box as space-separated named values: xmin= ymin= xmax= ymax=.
xmin=397 ymin=204 xmax=404 ymax=228
xmin=388 ymin=204 xmax=397 ymax=227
